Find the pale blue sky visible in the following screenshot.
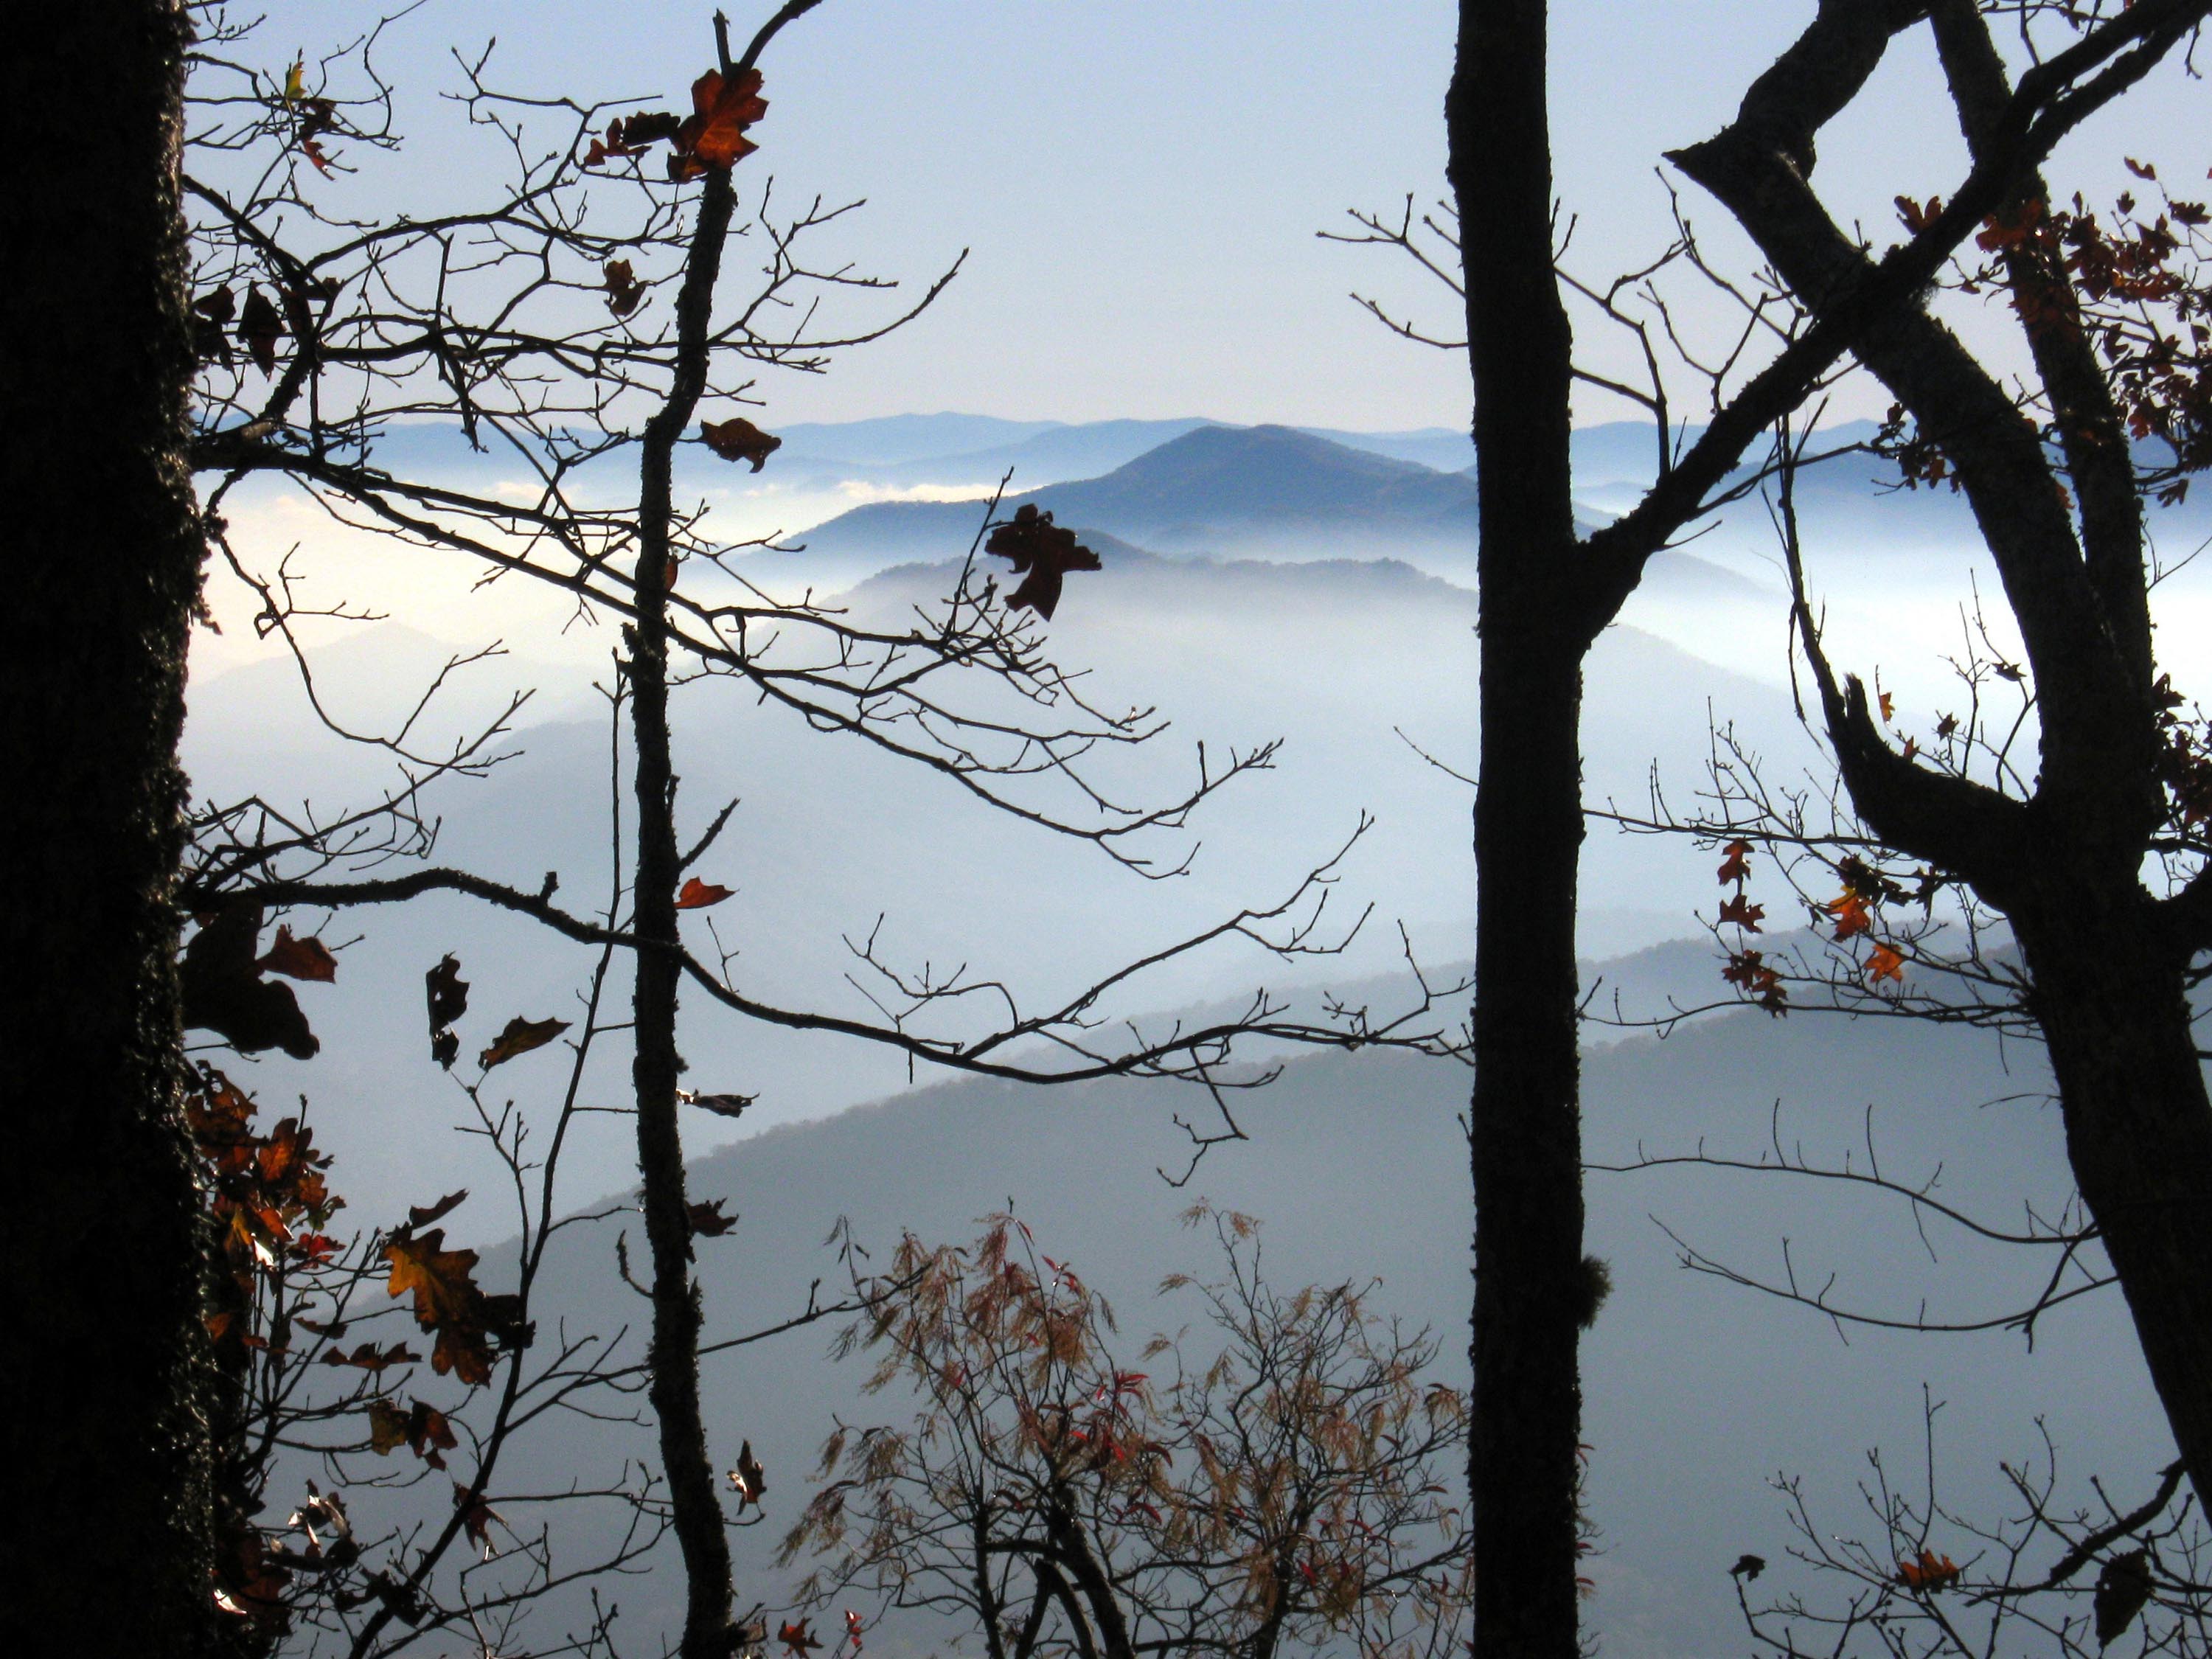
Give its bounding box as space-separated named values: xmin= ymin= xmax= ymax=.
xmin=268 ymin=1 xmax=2208 ymax=428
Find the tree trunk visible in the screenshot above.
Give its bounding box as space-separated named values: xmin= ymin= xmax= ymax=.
xmin=1451 ymin=3 xmax=1590 ymax=1655
xmin=632 ymin=154 xmax=742 ymax=1659
xmin=2013 ymin=890 xmax=2212 ymax=1510
xmin=1 ymin=1 xmax=222 ymax=1652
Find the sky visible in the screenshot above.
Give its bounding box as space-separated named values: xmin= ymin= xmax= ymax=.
xmin=264 ymin=0 xmax=2211 ymax=433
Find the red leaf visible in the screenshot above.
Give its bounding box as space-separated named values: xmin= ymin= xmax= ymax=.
xmin=677 ymin=877 xmax=734 ymax=909
xmin=1717 ymin=893 xmax=1765 ymax=933
xmin=779 ymin=1619 xmax=822 ymax=1658
xmin=1716 ymin=838 xmax=1753 ymax=886
xmin=259 ymin=925 xmax=337 ymax=983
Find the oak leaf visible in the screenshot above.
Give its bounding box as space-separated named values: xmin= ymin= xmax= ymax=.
xmin=383 ymin=1228 xmax=498 ymax=1384
xmin=408 ymin=1189 xmax=468 ymax=1228
xmin=259 ymin=925 xmax=337 ymax=983
xmin=2096 ymin=1550 xmax=2154 ymax=1647
xmin=602 ymin=259 xmax=644 ymax=318
xmin=689 ymin=1197 xmax=738 ymax=1237
xmin=321 ymin=1340 xmax=420 ymax=1372
xmin=1825 ymin=891 xmax=1874 ymax=942
xmin=369 ymin=1399 xmax=459 ymax=1468
xmin=182 ymin=906 xmax=319 ymax=1059
xmin=680 ymin=1089 xmax=754 ymax=1118
xmin=779 ymin=1618 xmax=821 ymax=1657
xmin=700 ymin=417 xmax=780 ymax=470
xmin=985 ymin=504 xmax=1102 ymax=621
xmin=672 ymin=68 xmax=767 ymax=180
xmin=426 ymin=954 xmax=469 ymax=1030
xmin=1716 ymin=838 xmax=1753 ymax=886
xmin=454 ymin=1483 xmax=503 ymax=1556
xmin=1717 ymin=893 xmax=1764 ymax=932
xmin=677 ymin=876 xmax=734 ymax=909
xmin=729 ymin=1438 xmax=766 ymax=1509
xmin=1896 ymin=1549 xmax=1961 ymax=1592
xmin=238 ymin=287 xmax=284 ymax=377
xmin=479 ymin=1015 xmax=569 ymax=1071
xmin=1866 ymin=942 xmax=1906 ymax=984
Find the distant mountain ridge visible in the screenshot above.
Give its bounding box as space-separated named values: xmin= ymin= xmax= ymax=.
xmin=772 ymin=423 xmax=1776 ymax=604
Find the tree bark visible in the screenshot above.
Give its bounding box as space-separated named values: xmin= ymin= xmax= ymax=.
xmin=633 ymin=142 xmax=742 ymax=1659
xmin=1 ymin=1 xmax=222 ymax=1652
xmin=2014 ymin=888 xmax=2212 ymax=1509
xmin=1451 ymin=4 xmax=1590 ymax=1656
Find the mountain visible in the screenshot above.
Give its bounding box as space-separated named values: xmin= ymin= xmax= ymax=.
xmin=793 ymin=424 xmax=1481 ymax=564
xmin=769 ymin=424 xmax=1773 ymax=611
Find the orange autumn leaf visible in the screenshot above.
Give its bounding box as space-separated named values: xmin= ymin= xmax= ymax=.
xmin=258 ymin=925 xmax=338 ymax=983
xmin=478 ymin=1015 xmax=569 ymax=1071
xmin=779 ymin=1619 xmax=822 ymax=1658
xmin=1897 ymin=1549 xmax=1961 ymax=1591
xmin=673 ymin=67 xmax=767 ymax=178
xmin=383 ymin=1228 xmax=499 ymax=1384
xmin=385 ymin=1228 xmax=481 ymax=1331
xmin=1825 ymin=890 xmax=1874 ymax=942
xmin=676 ymin=876 xmax=734 ymax=910
xmin=1867 ymin=942 xmax=1907 ymax=983
xmin=700 ymin=417 xmax=780 ymax=470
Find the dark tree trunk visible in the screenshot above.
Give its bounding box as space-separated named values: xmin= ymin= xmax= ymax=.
xmin=2006 ymin=888 xmax=2212 ymax=1509
xmin=633 ymin=156 xmax=742 ymax=1659
xmin=1450 ymin=4 xmax=1590 ymax=1656
xmin=1 ymin=1 xmax=222 ymax=1652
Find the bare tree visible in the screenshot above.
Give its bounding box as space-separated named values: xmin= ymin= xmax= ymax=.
xmin=779 ymin=1208 xmax=1474 ymax=1659
xmin=1331 ymin=3 xmax=2212 ymax=1652
xmin=1729 ymin=1392 xmax=2212 ymax=1659
xmin=1581 ymin=0 xmax=2212 ymax=1523
xmin=174 ymin=6 xmax=1459 ymax=1655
